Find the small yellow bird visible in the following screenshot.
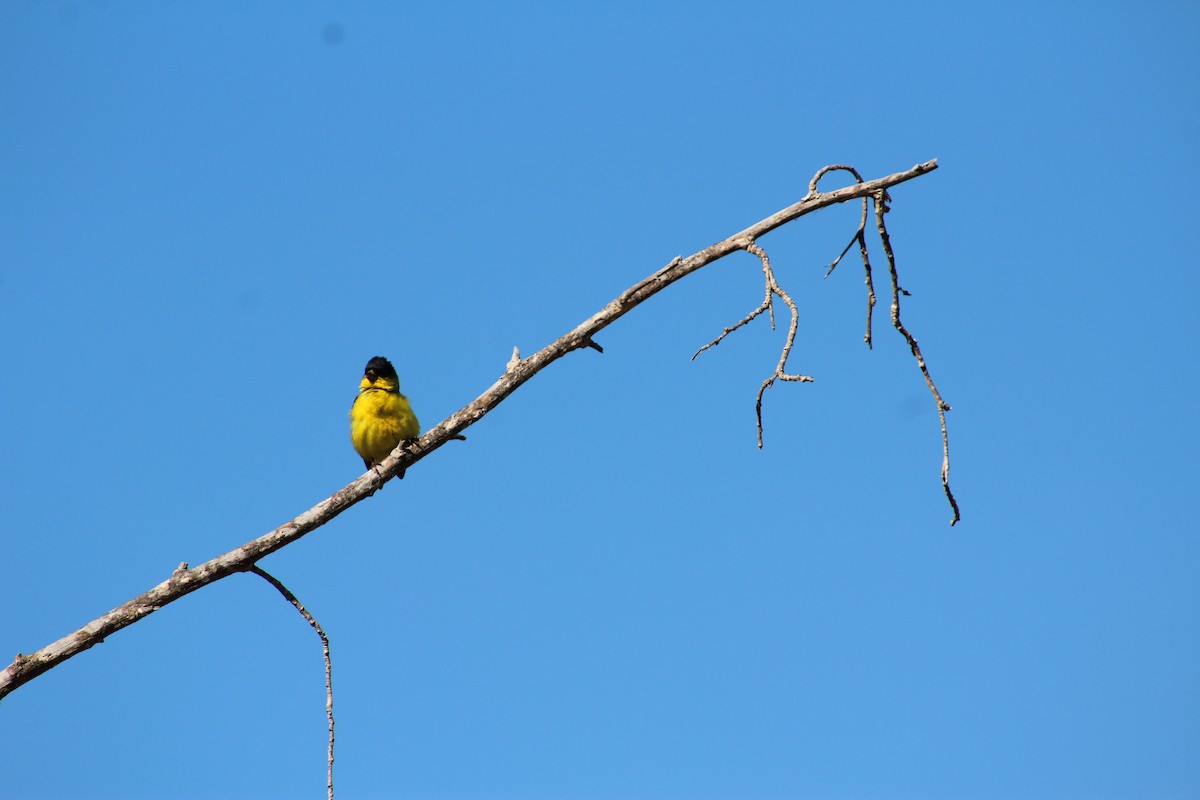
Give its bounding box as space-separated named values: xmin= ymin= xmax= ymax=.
xmin=350 ymin=356 xmax=420 ymax=471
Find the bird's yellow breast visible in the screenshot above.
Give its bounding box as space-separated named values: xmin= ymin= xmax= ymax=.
xmin=350 ymin=386 xmax=420 ymax=468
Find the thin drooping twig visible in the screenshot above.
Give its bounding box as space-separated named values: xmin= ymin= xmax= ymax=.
xmin=690 ymin=239 xmax=814 ymax=447
xmin=690 ymin=276 xmax=775 ymax=360
xmin=813 ymin=165 xmax=877 ymax=348
xmin=745 ymin=242 xmax=813 ymax=447
xmin=859 ymin=225 xmax=877 ymax=348
xmin=874 ymin=190 xmax=961 ymax=525
xmin=0 ymin=158 xmax=941 ymax=701
xmin=249 ymin=566 xmax=336 ymax=800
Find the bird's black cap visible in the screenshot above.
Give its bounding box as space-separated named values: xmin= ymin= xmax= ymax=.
xmin=364 ymin=356 xmax=398 ymax=380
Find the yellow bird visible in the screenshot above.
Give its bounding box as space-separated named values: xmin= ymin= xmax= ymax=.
xmin=350 ymin=356 xmax=420 ymax=470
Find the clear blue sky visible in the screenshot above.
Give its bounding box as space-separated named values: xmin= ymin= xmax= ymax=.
xmin=2 ymin=3 xmax=1197 ymax=798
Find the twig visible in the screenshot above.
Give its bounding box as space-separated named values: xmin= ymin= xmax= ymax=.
xmin=690 ymin=286 xmax=774 ymax=359
xmin=741 ymin=242 xmax=813 ymax=448
xmin=874 ymin=191 xmax=961 ymax=525
xmin=691 ymin=239 xmax=816 ymax=447
xmin=814 ymin=165 xmax=875 ymax=348
xmin=0 ymin=158 xmax=941 ymax=700
xmin=249 ymin=567 xmax=335 ymax=800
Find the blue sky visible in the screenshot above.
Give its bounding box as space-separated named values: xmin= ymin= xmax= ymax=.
xmin=2 ymin=2 xmax=1197 ymax=798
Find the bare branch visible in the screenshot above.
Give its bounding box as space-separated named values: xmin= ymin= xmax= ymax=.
xmin=691 ymin=238 xmax=814 ymax=448
xmin=874 ymin=191 xmax=961 ymax=525
xmin=816 ymin=165 xmax=876 ymax=348
xmin=690 ymin=257 xmax=775 ymax=360
xmin=740 ymin=242 xmax=813 ymax=448
xmin=250 ymin=567 xmax=335 ymax=800
xmin=0 ymin=158 xmax=941 ymax=700
xmin=859 ymin=228 xmax=877 ymax=349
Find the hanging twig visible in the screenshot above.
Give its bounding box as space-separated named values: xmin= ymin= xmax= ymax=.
xmin=873 ymin=190 xmax=960 ymax=524
xmin=748 ymin=241 xmax=816 ymax=448
xmin=814 ymin=165 xmax=877 ymax=348
xmin=701 ymin=240 xmax=815 ymax=448
xmin=249 ymin=566 xmax=336 ymax=800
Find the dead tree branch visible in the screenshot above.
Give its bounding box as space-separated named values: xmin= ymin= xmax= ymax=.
xmin=0 ymin=158 xmax=943 ymax=700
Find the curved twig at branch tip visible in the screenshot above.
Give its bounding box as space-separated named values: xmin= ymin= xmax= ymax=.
xmin=249 ymin=567 xmax=336 ymax=800
xmin=807 ymin=164 xmax=864 ymax=198
xmin=873 ymin=191 xmax=960 ymax=525
xmin=0 ymin=158 xmax=944 ymax=702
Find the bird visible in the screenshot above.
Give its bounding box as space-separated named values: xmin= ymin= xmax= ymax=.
xmin=349 ymin=356 xmax=420 ymax=472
